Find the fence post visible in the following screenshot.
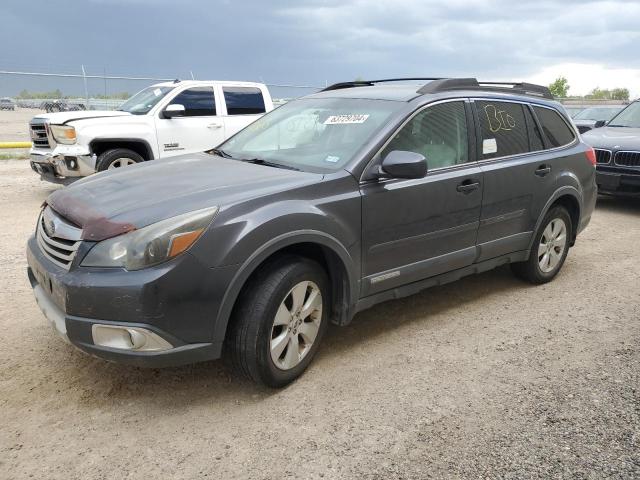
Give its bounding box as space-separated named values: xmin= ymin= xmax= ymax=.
xmin=81 ymin=65 xmax=89 ymax=109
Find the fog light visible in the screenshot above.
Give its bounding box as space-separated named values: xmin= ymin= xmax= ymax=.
xmin=91 ymin=324 xmax=173 ymax=351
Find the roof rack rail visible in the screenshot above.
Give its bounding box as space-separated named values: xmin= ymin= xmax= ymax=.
xmin=321 ymin=77 xmax=444 ymax=92
xmin=417 ymin=78 xmax=553 ymax=99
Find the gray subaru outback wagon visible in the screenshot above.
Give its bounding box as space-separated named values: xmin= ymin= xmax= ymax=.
xmin=27 ymin=78 xmax=597 ymax=387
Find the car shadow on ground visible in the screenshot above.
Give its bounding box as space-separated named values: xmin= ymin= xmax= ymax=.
xmin=596 ymin=194 xmax=640 ymax=214
xmin=47 ymin=264 xmax=529 ymax=407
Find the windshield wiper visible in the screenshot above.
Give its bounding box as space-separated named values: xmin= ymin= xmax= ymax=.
xmin=209 ymin=148 xmax=234 ymax=158
xmin=240 ymin=158 xmax=300 ymax=171
xmin=607 ymin=124 xmax=632 ymax=128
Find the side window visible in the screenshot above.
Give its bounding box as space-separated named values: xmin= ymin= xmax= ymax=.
xmin=524 ymin=106 xmax=544 ymax=151
xmin=475 ymin=101 xmax=528 ymax=159
xmin=169 ymin=87 xmax=216 ymax=116
xmin=533 ymin=106 xmax=576 ymax=148
xmin=223 ymin=87 xmax=266 ymax=115
xmin=382 ymin=101 xmax=469 ymax=169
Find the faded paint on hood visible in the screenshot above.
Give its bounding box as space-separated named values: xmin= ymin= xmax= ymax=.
xmin=47 ymin=153 xmax=322 ymax=241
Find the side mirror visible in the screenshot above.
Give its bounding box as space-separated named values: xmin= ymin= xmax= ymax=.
xmin=379 ymin=150 xmax=428 ymax=179
xmin=594 ymin=120 xmax=606 ymax=128
xmin=164 ymin=104 xmax=186 ymax=118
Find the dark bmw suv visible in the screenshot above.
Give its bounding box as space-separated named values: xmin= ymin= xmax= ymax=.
xmin=26 ymin=78 xmax=597 ymax=387
xmin=582 ymin=100 xmax=640 ymax=196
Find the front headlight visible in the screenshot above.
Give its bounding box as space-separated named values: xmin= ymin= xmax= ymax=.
xmin=50 ymin=125 xmax=77 ymax=144
xmin=81 ymin=206 xmax=218 ymax=270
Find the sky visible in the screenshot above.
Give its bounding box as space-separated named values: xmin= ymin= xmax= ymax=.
xmin=1 ymin=0 xmax=639 ymax=98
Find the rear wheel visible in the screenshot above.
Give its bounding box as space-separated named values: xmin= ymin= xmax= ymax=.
xmin=511 ymin=206 xmax=572 ymax=284
xmin=227 ymin=256 xmax=329 ymax=388
xmin=96 ymin=148 xmax=144 ymax=171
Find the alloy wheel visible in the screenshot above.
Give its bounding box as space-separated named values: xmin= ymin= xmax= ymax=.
xmin=270 ymin=281 xmax=323 ymax=370
xmin=538 ymin=218 xmax=567 ymax=273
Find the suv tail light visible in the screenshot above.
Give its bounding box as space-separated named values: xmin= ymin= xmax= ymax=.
xmin=585 ymin=147 xmax=597 ymax=166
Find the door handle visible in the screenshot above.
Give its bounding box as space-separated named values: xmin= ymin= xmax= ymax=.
xmin=456 ymin=180 xmax=481 ymax=193
xmin=535 ymin=165 xmax=551 ymax=177
xmin=207 ymin=122 xmax=223 ymax=129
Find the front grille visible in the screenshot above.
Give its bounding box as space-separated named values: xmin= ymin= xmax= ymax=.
xmin=36 ymin=207 xmax=82 ymax=270
xmin=594 ymin=149 xmax=612 ymax=165
xmin=614 ymin=151 xmax=640 ymax=167
xmin=30 ymin=122 xmax=51 ymax=149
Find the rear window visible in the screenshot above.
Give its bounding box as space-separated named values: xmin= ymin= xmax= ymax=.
xmin=223 ymin=87 xmax=266 ymax=115
xmin=533 ymin=106 xmax=575 ymax=148
xmin=475 ymin=101 xmax=529 ymax=159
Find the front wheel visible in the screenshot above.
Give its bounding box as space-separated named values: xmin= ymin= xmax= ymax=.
xmin=96 ymin=148 xmax=144 ymax=171
xmin=226 ymin=256 xmax=330 ymax=388
xmin=511 ymin=206 xmax=572 ymax=284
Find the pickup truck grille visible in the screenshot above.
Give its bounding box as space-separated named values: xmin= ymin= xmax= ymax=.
xmin=594 ymin=149 xmax=611 ymax=165
xmin=36 ymin=207 xmax=82 ymax=270
xmin=30 ymin=121 xmax=52 ymax=149
xmin=614 ymin=151 xmax=640 ymax=167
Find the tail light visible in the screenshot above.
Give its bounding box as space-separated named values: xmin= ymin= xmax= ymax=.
xmin=585 ymin=147 xmax=597 ymax=166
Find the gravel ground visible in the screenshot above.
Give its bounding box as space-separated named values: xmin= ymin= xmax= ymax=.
xmin=0 ymin=159 xmax=638 ymax=479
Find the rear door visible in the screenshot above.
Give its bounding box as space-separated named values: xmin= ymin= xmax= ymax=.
xmin=360 ymin=100 xmax=483 ymax=297
xmin=154 ymin=86 xmax=224 ymax=157
xmin=473 ymin=99 xmax=554 ymax=261
xmin=218 ymin=85 xmax=269 ymax=138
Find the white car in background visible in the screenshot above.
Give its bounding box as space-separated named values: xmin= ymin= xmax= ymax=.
xmin=28 ymin=80 xmax=274 ymax=183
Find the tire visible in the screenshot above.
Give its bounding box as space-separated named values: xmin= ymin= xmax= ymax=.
xmin=511 ymin=206 xmax=572 ymax=284
xmin=226 ymin=256 xmax=330 ymax=388
xmin=96 ymin=148 xmax=144 ymax=171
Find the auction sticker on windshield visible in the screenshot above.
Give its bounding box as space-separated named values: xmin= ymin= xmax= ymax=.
xmin=324 ymin=114 xmax=370 ymax=125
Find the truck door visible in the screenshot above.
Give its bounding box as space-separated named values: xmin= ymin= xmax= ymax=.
xmin=155 ymin=86 xmax=225 ymax=158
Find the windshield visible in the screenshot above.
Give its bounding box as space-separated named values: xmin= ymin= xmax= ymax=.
xmin=216 ymin=97 xmax=403 ymax=173
xmin=574 ymin=107 xmax=621 ymax=121
xmin=608 ymin=102 xmax=640 ymax=128
xmin=118 ymin=86 xmax=174 ymax=115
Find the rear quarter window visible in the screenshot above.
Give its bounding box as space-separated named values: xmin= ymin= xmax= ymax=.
xmin=475 ymin=101 xmax=529 ymax=159
xmin=533 ymin=106 xmax=576 ymax=148
xmin=223 ymin=87 xmax=266 ymax=115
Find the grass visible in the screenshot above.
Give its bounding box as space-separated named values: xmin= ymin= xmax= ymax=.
xmin=0 ymin=152 xmax=29 ymax=160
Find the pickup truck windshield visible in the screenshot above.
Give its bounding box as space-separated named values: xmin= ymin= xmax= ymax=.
xmin=608 ymin=102 xmax=640 ymax=128
xmin=118 ymin=86 xmax=174 ymax=115
xmin=217 ymin=97 xmax=403 ymax=172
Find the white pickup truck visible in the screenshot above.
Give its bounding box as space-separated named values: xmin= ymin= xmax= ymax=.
xmin=29 ymin=80 xmax=274 ymax=183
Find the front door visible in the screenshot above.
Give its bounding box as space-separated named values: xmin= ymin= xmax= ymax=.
xmin=155 ymin=86 xmax=225 ymax=158
xmin=360 ymin=100 xmax=483 ymax=297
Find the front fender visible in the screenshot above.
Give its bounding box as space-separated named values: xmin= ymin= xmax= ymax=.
xmin=210 ymin=229 xmax=359 ymax=343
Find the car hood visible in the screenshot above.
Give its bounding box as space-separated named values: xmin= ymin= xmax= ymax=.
xmin=47 ymin=153 xmax=323 ymax=241
xmin=573 ymin=119 xmax=596 ymax=127
xmin=581 ymin=126 xmax=640 ymax=150
xmin=32 ymin=110 xmax=131 ymax=125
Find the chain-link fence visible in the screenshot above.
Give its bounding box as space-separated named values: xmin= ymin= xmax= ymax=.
xmin=0 ymin=69 xmax=323 ymax=112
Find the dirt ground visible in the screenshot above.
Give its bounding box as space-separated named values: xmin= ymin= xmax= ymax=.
xmin=0 ymin=159 xmax=638 ymax=479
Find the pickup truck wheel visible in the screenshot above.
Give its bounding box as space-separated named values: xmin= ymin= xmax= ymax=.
xmin=96 ymin=148 xmax=144 ymax=171
xmin=511 ymin=206 xmax=572 ymax=284
xmin=227 ymin=256 xmax=330 ymax=388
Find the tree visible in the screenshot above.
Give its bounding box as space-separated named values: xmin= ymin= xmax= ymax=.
xmin=548 ymin=77 xmax=569 ymax=98
xmin=587 ymin=87 xmax=608 ymax=100
xmin=611 ymin=88 xmax=630 ymax=101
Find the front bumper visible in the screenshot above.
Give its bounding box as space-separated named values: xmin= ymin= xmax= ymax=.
xmin=596 ymin=170 xmax=640 ymax=196
xmin=26 ymin=234 xmax=236 ymax=367
xmin=30 ymin=146 xmax=96 ymax=183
